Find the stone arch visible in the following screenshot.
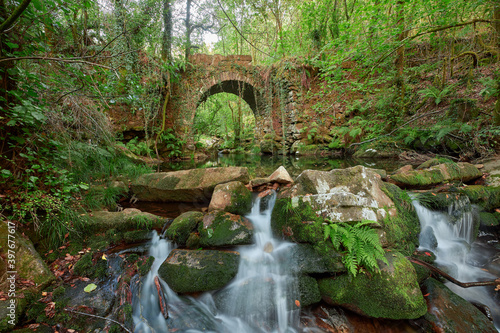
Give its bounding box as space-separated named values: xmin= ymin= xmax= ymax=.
xmin=196 ymin=79 xmax=266 ymax=117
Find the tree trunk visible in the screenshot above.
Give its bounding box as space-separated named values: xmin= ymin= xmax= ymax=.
xmin=185 ymin=0 xmax=192 ymax=62
xmin=494 ymin=5 xmax=500 ymax=124
xmin=162 ymin=0 xmax=172 ymax=62
xmin=395 ymin=0 xmax=406 ymax=113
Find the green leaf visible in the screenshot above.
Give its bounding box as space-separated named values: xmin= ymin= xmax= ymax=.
xmin=84 ymin=283 xmax=97 ymax=293
xmin=207 ymin=228 xmax=213 ymax=238
xmin=5 ymin=42 xmax=19 ymax=49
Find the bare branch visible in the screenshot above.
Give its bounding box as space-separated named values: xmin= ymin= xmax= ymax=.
xmin=64 ymin=308 xmax=132 ymax=333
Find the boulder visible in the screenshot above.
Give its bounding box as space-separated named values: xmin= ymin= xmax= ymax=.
xmin=199 ymin=211 xmax=253 ymax=247
xmin=208 ymin=181 xmax=252 ymax=215
xmin=318 ymin=252 xmax=427 ymax=320
xmin=298 ymin=275 xmax=321 ymax=307
xmin=0 ymin=221 xmax=55 ymax=290
xmin=422 ymin=278 xmax=497 ymax=333
xmin=458 ymin=185 xmax=500 ymax=211
xmin=165 ymin=211 xmax=204 ymax=245
xmin=269 ymin=166 xmax=293 ymax=184
xmin=390 ymin=161 xmax=482 ymax=188
xmin=87 ymin=208 xmax=165 ymax=232
xmin=158 ymin=249 xmax=239 ymax=293
xmin=130 ymin=167 xmax=250 ymax=202
xmin=289 ymin=165 xmax=397 ymax=223
xmin=288 ymin=243 xmax=331 ymax=274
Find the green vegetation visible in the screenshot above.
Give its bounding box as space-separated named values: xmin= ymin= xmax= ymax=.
xmin=323 ymin=220 xmax=387 ymax=277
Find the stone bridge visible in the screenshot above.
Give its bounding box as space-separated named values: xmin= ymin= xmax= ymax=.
xmin=165 ymin=54 xmax=303 ymax=154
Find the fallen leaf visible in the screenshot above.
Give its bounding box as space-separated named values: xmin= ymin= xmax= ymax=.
xmin=44 ymin=302 xmax=56 ymax=318
xmin=102 ymin=254 xmax=107 ymax=260
xmin=423 ymin=293 xmax=430 ymax=297
xmin=295 ymin=300 xmax=300 ymax=307
xmin=84 ymin=283 xmax=97 ymax=293
xmin=425 ymin=252 xmax=431 ymax=256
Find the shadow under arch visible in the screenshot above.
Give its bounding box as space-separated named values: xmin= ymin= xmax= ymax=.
xmin=196 ymin=80 xmax=266 ymax=117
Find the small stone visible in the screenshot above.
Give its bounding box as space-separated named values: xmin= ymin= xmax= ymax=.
xmin=263 ymin=242 xmax=273 ymax=253
xmin=269 ymin=166 xmax=293 ymax=184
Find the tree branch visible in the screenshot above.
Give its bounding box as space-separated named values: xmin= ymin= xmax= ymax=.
xmin=0 ymin=0 xmax=32 ymax=33
xmin=64 ymin=308 xmax=132 ymax=333
xmin=408 ymin=257 xmax=500 ymax=288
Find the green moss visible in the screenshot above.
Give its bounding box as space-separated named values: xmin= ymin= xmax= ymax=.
xmin=479 ymin=212 xmax=500 ymax=227
xmin=52 ymin=286 xmax=66 ymax=299
xmin=298 ymin=275 xmax=321 ymax=307
xmin=381 ymin=183 xmax=420 ymax=255
xmin=412 ymin=191 xmax=460 ymax=211
xmin=138 ymin=256 xmax=155 ymax=276
xmin=127 ymin=253 xmax=139 ymax=263
xmin=73 ymin=252 xmax=108 ymax=279
xmin=198 ymin=211 xmax=253 ymax=246
xmin=459 ymin=185 xmax=500 ymax=211
xmin=123 ymin=230 xmax=152 ymax=243
xmin=318 ymin=252 xmax=426 ymax=320
xmin=166 ymin=211 xmax=203 ymax=245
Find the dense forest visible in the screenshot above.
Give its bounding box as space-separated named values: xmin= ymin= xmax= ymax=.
xmin=0 ymin=1 xmax=500 ymax=330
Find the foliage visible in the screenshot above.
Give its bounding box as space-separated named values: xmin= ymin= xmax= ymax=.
xmin=158 ymin=129 xmax=186 ymax=158
xmin=323 ymin=220 xmax=388 ymax=277
xmin=418 ymin=84 xmax=457 ymax=105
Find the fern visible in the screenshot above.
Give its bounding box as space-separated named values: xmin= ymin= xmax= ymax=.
xmin=323 ymin=220 xmax=388 ymax=277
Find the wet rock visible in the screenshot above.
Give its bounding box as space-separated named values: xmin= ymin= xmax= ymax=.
xmin=269 ymin=166 xmax=293 ymax=184
xmin=65 ymin=280 xmax=116 ymax=317
xmin=459 ymin=185 xmax=500 ymax=211
xmin=289 ymin=243 xmax=331 ymax=274
xmin=318 ymin=252 xmax=427 ymax=320
xmin=130 ymin=167 xmax=250 ymax=202
xmin=165 ymin=211 xmax=204 ymax=245
xmin=422 ymin=278 xmax=497 ymax=333
xmin=87 ymin=208 xmax=166 ymax=232
xmin=250 ymin=177 xmax=271 ymax=188
xmin=158 ymin=249 xmax=239 ymax=293
xmin=390 ymin=161 xmax=482 ymax=188
xmin=420 ymin=226 xmax=438 ymax=250
xmin=208 ymin=181 xmax=252 ymax=215
xmin=198 ymin=211 xmax=253 ymax=247
xmin=479 ymin=211 xmax=500 ymax=228
xmin=0 ymin=221 xmax=55 ymax=291
xmin=298 ymin=275 xmax=321 ymax=307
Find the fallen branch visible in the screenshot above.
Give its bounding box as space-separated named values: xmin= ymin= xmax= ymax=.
xmin=408 ymin=257 xmax=500 ymax=288
xmin=64 ymin=308 xmax=132 ymax=333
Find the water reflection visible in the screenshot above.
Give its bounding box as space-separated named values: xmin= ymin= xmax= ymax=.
xmin=161 ymin=153 xmax=405 ymax=178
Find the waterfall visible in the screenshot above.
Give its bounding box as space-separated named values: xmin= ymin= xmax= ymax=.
xmin=132 ymin=192 xmax=300 ymax=333
xmin=413 ymin=197 xmax=500 ymax=331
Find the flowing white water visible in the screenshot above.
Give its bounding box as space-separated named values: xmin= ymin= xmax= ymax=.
xmin=413 ymin=197 xmax=500 ymax=330
xmin=132 ymin=192 xmax=300 ymax=333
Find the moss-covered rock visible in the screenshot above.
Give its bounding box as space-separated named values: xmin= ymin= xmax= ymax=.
xmin=0 ymin=221 xmax=55 ymax=292
xmin=422 ymin=278 xmax=497 ymax=333
xmin=198 ymin=211 xmax=253 ymax=247
xmin=165 ymin=211 xmax=204 ymax=245
xmin=390 ymin=162 xmax=482 ymax=188
xmin=86 ymin=208 xmax=165 ymax=232
xmin=73 ymin=252 xmax=108 ymax=279
xmin=318 ymin=252 xmax=427 ymax=320
xmin=138 ymin=256 xmax=155 ymax=276
xmin=208 ymin=181 xmax=252 ymax=215
xmin=131 ymin=167 xmax=250 ymax=202
xmin=0 ymin=298 xmax=27 ymax=332
xmin=158 ymin=249 xmax=239 ymax=293
xmin=298 ymin=275 xmax=321 ymax=307
xmin=123 ymin=230 xmax=152 ymax=243
xmin=289 ymin=166 xmax=397 ymax=223
xmin=479 ymin=211 xmax=500 ymax=227
xmin=381 ymin=183 xmax=421 ymax=255
xmin=458 ymin=185 xmax=500 ymax=211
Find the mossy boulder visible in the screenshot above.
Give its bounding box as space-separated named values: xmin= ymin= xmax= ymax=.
xmin=199 ymin=211 xmax=253 ymax=247
xmin=130 ymin=167 xmax=250 ymax=202
xmin=289 ymin=243 xmax=332 ymax=274
xmin=0 ymin=221 xmax=55 ymax=292
xmin=390 ymin=161 xmax=482 ymax=188
xmin=458 ymin=185 xmax=500 ymax=211
xmin=479 ymin=211 xmax=500 ymax=227
xmin=298 ymin=275 xmax=321 ymax=307
xmin=208 ymin=181 xmax=252 ymax=215
xmin=422 ymin=278 xmax=497 ymax=333
xmin=0 ymin=298 xmax=27 ymax=332
xmin=318 ymin=252 xmax=427 ymax=320
xmin=288 ymin=166 xmax=397 ymax=223
xmin=86 ymin=208 xmax=165 ymax=232
xmin=380 ymin=183 xmax=421 ymax=254
xmin=165 ymin=211 xmax=204 ymax=245
xmin=158 ymin=249 xmax=239 ymax=293
xmin=73 ymin=252 xmax=108 ymax=279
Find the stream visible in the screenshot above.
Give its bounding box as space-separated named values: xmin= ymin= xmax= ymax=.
xmin=132 ymin=193 xmax=312 ymax=333
xmin=413 ymin=196 xmax=500 ymax=331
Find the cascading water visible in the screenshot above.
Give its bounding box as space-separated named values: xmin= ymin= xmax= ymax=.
xmin=132 ymin=192 xmax=302 ymax=333
xmin=413 ymin=196 xmax=500 ymax=331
